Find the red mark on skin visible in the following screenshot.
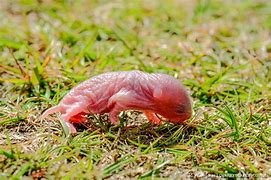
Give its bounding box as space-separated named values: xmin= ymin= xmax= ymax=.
xmin=69 ymin=112 xmax=88 ymax=123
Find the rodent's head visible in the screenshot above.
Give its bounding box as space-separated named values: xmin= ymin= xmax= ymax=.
xmin=152 ymin=76 xmax=192 ymax=123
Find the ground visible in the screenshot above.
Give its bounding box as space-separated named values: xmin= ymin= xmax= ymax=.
xmin=0 ymin=0 xmax=271 ymax=179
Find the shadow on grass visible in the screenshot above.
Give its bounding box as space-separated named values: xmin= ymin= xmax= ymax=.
xmin=73 ymin=112 xmax=200 ymax=148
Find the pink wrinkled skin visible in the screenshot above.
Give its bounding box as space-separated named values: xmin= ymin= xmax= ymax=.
xmin=41 ymin=70 xmax=192 ymax=133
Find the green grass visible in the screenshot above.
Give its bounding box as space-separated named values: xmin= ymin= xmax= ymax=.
xmin=1 ymin=0 xmax=271 ymax=179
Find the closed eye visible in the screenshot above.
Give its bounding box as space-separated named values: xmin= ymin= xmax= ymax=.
xmin=176 ymin=104 xmax=186 ymax=114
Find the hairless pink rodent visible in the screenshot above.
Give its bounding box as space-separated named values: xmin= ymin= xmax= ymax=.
xmin=41 ymin=70 xmax=192 ymax=133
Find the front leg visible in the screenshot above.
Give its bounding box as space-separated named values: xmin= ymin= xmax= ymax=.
xmin=144 ymin=110 xmax=162 ymax=125
xmin=108 ymin=108 xmax=122 ymax=125
xmin=107 ymin=89 xmax=146 ymax=125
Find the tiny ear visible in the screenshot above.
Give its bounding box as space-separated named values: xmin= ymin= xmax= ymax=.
xmin=153 ymin=88 xmax=163 ymax=99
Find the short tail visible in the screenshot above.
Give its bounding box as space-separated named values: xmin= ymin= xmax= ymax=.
xmin=40 ymin=105 xmax=62 ymax=119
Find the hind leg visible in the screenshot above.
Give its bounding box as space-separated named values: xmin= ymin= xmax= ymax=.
xmin=61 ymin=114 xmax=86 ymax=134
xmin=62 ymin=107 xmax=90 ymax=133
xmin=64 ymin=120 xmax=77 ymax=134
